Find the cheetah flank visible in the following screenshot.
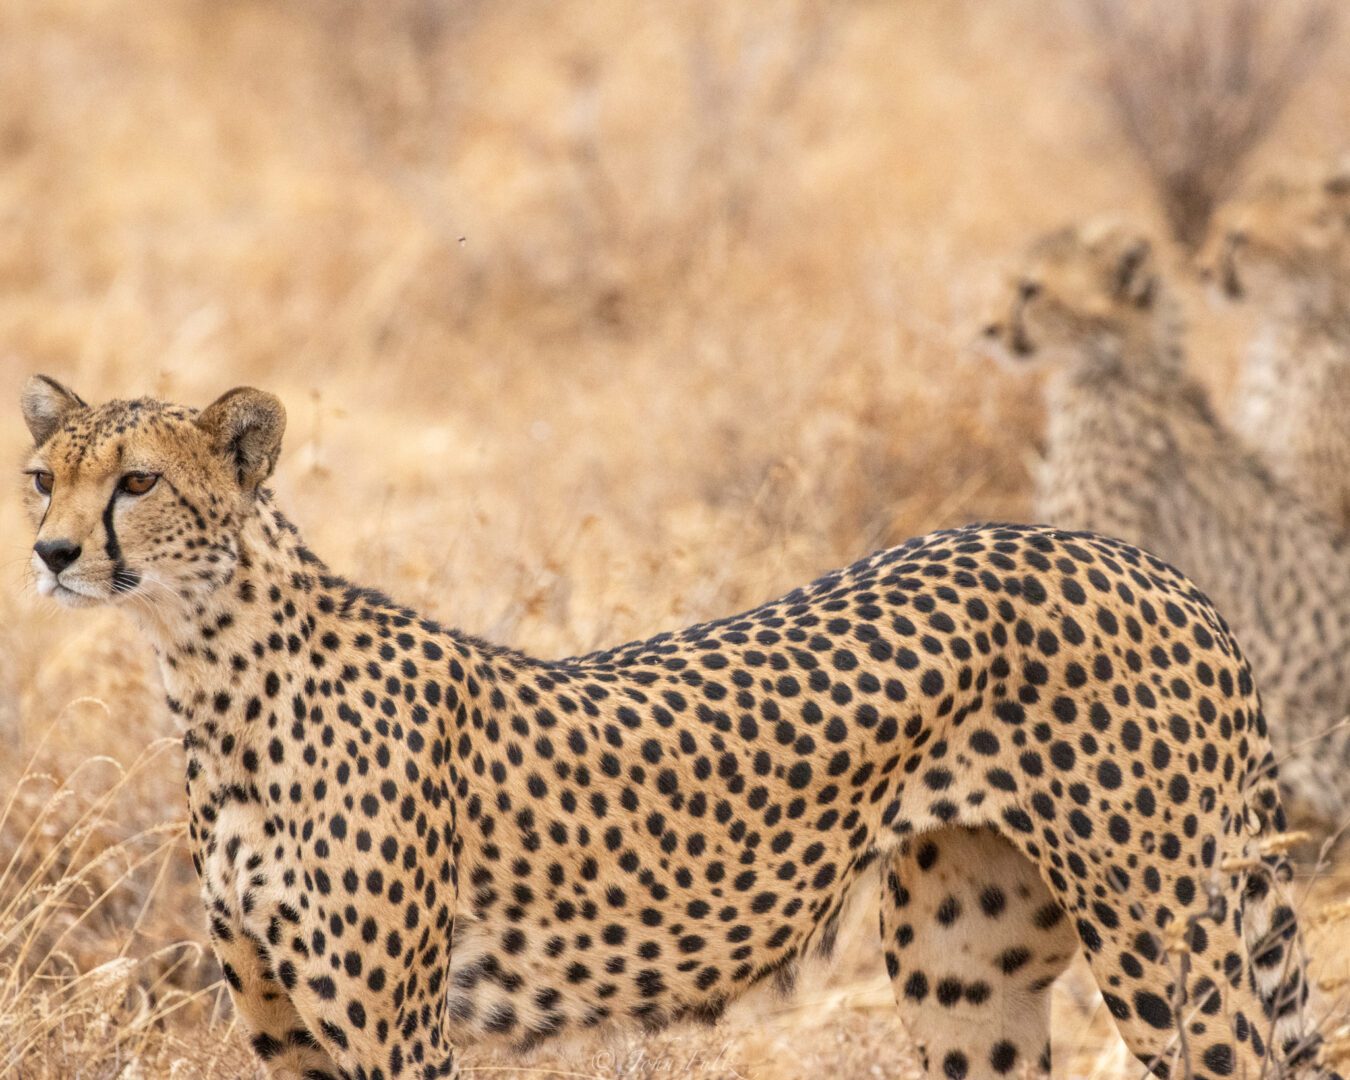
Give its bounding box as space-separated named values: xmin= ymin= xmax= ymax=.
xmin=19 ymin=376 xmax=1335 ymax=1080
xmin=984 ymin=218 xmax=1350 ymax=836
xmin=1204 ymin=167 xmax=1350 ymax=530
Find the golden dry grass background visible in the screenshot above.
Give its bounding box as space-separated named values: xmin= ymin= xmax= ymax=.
xmin=1 ymin=1 xmax=1349 ymax=1076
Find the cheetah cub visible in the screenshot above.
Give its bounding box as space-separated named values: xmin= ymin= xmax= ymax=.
xmin=20 ymin=377 xmax=1336 ymax=1080
xmin=985 ymin=219 xmax=1350 ymax=836
xmin=1204 ymin=168 xmax=1350 ymax=530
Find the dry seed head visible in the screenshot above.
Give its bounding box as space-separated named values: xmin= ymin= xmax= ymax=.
xmin=1316 ymin=900 xmax=1350 ymax=926
xmin=1259 ymin=831 xmax=1312 ymax=855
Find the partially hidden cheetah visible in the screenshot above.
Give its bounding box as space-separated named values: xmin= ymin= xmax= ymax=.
xmin=19 ymin=375 xmax=1337 ymax=1080
xmin=1204 ymin=167 xmax=1350 ymax=530
xmin=983 ymin=218 xmax=1350 ymax=836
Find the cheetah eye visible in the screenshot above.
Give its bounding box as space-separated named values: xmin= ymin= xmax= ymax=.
xmin=118 ymin=472 xmax=159 ymax=496
xmin=30 ymin=470 xmax=54 ymax=496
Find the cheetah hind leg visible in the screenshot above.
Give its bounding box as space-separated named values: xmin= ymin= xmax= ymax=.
xmin=880 ymin=826 xmax=1077 ymax=1080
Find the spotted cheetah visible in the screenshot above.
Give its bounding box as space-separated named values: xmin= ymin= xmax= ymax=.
xmin=983 ymin=218 xmax=1350 ymax=836
xmin=20 ymin=375 xmax=1336 ymax=1080
xmin=1204 ymin=168 xmax=1350 ymax=529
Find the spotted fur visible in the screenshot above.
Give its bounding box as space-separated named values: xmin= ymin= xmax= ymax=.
xmin=19 ymin=378 xmax=1337 ymax=1080
xmin=985 ymin=220 xmax=1350 ymax=837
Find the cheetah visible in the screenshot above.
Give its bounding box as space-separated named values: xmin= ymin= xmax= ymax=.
xmin=1204 ymin=167 xmax=1350 ymax=529
xmin=20 ymin=375 xmax=1336 ymax=1080
xmin=983 ymin=218 xmax=1350 ymax=836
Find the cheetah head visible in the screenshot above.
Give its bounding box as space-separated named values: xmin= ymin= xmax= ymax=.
xmin=982 ymin=219 xmax=1171 ymax=371
xmin=1199 ymin=166 xmax=1350 ymax=304
xmin=19 ymin=376 xmax=285 ymax=610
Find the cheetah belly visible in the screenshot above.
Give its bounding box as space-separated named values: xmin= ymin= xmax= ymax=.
xmin=443 ymin=905 xmax=792 ymax=1050
xmin=441 ymin=834 xmax=897 ymax=1051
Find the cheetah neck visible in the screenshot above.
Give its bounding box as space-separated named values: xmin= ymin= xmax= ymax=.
xmin=132 ymin=496 xmax=311 ymax=717
xmin=1053 ymin=331 xmax=1195 ymax=408
xmin=1040 ymin=335 xmax=1231 ymax=519
xmin=132 ymin=493 xmax=486 ymax=758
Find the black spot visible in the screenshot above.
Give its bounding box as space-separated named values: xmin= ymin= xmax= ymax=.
xmin=990 ymin=1042 xmax=1018 ymax=1074
xmin=1202 ymin=1044 xmax=1234 ymax=1076
xmin=1133 ymin=990 xmax=1174 ymax=1030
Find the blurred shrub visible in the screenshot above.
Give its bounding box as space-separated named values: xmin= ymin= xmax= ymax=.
xmin=1085 ymin=0 xmax=1335 ymax=250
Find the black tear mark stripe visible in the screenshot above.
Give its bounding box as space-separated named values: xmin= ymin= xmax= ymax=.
xmin=103 ymin=488 xmax=141 ymax=593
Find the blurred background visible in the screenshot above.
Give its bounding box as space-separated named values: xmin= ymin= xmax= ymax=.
xmin=1 ymin=1 xmax=1348 ymax=1076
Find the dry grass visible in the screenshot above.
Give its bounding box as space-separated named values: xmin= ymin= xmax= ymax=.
xmin=1 ymin=1 xmax=1348 ymax=1076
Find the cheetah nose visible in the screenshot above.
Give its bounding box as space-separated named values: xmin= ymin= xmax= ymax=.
xmin=35 ymin=538 xmax=82 ymax=574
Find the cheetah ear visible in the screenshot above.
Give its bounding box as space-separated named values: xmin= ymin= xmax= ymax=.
xmin=197 ymin=387 xmax=286 ymax=491
xmin=21 ymin=374 xmax=88 ymax=445
xmin=1112 ymin=238 xmax=1156 ymax=309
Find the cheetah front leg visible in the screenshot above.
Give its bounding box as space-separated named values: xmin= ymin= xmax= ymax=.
xmin=880 ymin=826 xmax=1078 ymax=1080
xmin=208 ymin=921 xmax=344 ymax=1080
